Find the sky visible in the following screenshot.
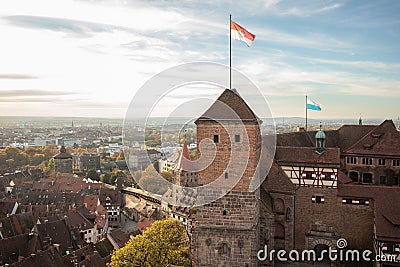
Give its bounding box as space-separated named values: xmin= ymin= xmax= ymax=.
xmin=0 ymin=0 xmax=400 ymax=120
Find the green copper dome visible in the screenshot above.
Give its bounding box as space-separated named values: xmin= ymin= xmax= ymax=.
xmin=315 ymin=129 xmax=326 ymax=139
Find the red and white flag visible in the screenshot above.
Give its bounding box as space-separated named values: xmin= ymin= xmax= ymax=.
xmin=231 ymin=20 xmax=255 ymax=47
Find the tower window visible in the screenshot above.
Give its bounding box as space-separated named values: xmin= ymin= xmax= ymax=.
xmin=224 ymin=171 xmax=229 ymax=179
xmin=213 ymin=134 xmax=219 ymax=143
xmin=235 ymin=134 xmax=240 ymax=142
xmin=222 ymin=243 xmax=228 ymax=255
xmin=223 ymin=210 xmax=227 ymax=216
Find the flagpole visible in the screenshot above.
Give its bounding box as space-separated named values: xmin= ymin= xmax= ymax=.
xmin=229 ymin=14 xmax=232 ymax=90
xmin=305 ymin=95 xmax=308 ymax=131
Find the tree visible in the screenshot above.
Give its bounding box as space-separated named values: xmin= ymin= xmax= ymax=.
xmin=109 ymin=218 xmax=190 ymax=267
xmin=30 ymin=154 xmax=46 ymax=166
xmin=101 ymin=173 xmax=111 ymax=184
xmin=160 ymin=171 xmax=174 ymax=183
xmin=86 ymin=169 xmax=100 ymax=181
xmin=0 ymin=152 xmax=7 ymax=169
xmin=5 ymin=147 xmax=20 ymax=159
xmin=139 ymin=165 xmax=168 ymax=195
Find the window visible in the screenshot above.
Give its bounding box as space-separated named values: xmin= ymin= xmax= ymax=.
xmin=312 ymin=195 xmax=324 ymax=203
xmin=393 ymin=160 xmax=400 ymax=167
xmin=349 ymin=171 xmax=359 ymax=182
xmin=378 ymin=158 xmax=386 ymax=166
xmin=222 ymin=210 xmax=227 ymax=216
xmin=380 ymin=176 xmax=386 ymax=185
xmin=224 ymin=171 xmax=228 ymax=179
xmin=235 ymin=134 xmax=240 ymax=142
xmin=347 ymin=157 xmax=357 ymax=164
xmin=213 ymin=134 xmax=219 ymax=143
xmin=323 ymin=172 xmax=333 ymax=180
xmin=362 ymin=173 xmax=373 ymax=184
xmin=342 ymin=198 xmax=370 ymax=205
xmin=387 ymin=243 xmax=395 ymax=254
xmin=222 ymin=243 xmax=228 ymax=255
xmin=362 ymin=157 xmax=373 ymax=165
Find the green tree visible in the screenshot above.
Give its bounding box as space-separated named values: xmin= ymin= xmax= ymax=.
xmin=100 ymin=173 xmax=111 ymax=184
xmin=5 ymin=147 xmax=20 ymax=159
xmin=109 ymin=218 xmax=190 ymax=267
xmin=86 ymin=169 xmax=100 ymax=181
xmin=0 ymin=152 xmax=7 ymax=169
xmin=30 ymin=154 xmax=46 ymax=166
xmin=6 ymin=158 xmax=14 ymax=168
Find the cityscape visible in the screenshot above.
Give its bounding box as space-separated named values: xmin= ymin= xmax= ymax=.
xmin=1 ymin=0 xmax=400 ymax=267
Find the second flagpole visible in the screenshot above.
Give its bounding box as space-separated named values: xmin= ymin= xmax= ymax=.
xmin=305 ymin=95 xmax=308 ymax=131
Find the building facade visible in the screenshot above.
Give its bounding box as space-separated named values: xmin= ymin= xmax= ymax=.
xmin=190 ymin=89 xmax=400 ymax=267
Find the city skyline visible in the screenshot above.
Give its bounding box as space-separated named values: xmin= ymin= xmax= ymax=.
xmin=1 ymin=0 xmax=400 ymax=119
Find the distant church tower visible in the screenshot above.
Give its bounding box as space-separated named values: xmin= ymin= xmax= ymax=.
xmin=53 ymin=146 xmax=73 ymax=173
xmin=191 ymin=89 xmax=262 ymax=266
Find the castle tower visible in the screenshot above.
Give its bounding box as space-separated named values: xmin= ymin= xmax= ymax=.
xmin=174 ymin=141 xmax=198 ymax=187
xmin=53 ymin=146 xmax=73 ymax=173
xmin=191 ymin=89 xmax=262 ymax=267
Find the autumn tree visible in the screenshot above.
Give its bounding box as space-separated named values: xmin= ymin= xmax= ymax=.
xmin=86 ymin=169 xmax=100 ymax=181
xmin=160 ymin=170 xmax=174 ymax=183
xmin=109 ymin=218 xmax=190 ymax=267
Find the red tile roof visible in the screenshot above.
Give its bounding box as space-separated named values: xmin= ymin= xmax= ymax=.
xmin=344 ymin=120 xmax=400 ymax=156
xmin=195 ymin=89 xmax=259 ymax=123
xmin=134 ymin=217 xmax=155 ymax=233
xmin=275 ymin=146 xmax=340 ymax=167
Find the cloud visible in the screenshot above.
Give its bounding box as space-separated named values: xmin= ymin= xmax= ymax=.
xmin=0 ymin=74 xmax=37 ymax=79
xmin=4 ymin=15 xmax=124 ymax=37
xmin=0 ymin=89 xmax=78 ymax=98
xmin=279 ymin=3 xmax=343 ymax=17
xmin=237 ymin=59 xmax=400 ymax=97
xmin=296 ymin=56 xmax=400 ymax=73
xmin=253 ymin=26 xmax=351 ymax=53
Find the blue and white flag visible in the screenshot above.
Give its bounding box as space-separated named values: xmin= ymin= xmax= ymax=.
xmin=307 ymin=97 xmax=322 ymax=111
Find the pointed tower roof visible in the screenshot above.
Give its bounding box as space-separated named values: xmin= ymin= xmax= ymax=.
xmin=54 ymin=146 xmax=72 ymax=159
xmin=176 ymin=141 xmax=193 ymax=171
xmin=195 ymin=89 xmax=259 ymax=123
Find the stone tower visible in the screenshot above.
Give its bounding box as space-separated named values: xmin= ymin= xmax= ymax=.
xmin=173 ymin=141 xmax=198 ymax=187
xmin=53 ymin=146 xmax=73 ymax=173
xmin=191 ymin=89 xmax=262 ymax=267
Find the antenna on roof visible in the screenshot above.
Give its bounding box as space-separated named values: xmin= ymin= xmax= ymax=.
xmin=359 ymin=114 xmax=362 ymax=125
